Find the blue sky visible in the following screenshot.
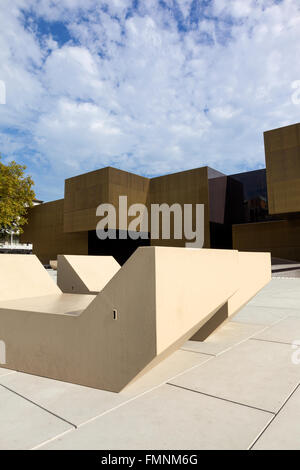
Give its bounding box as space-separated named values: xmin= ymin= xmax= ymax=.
xmin=0 ymin=0 xmax=299 ymax=201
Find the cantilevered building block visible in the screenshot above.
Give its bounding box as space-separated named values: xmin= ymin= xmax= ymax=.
xmin=0 ymin=247 xmax=270 ymax=392
xmin=192 ymin=251 xmax=271 ymax=340
xmin=227 ymin=251 xmax=271 ymax=314
xmin=57 ymin=255 xmax=120 ymax=294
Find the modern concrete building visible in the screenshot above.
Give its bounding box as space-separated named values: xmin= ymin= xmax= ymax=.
xmin=21 ymin=166 xmax=245 ymax=264
xmin=21 ymin=122 xmax=300 ymax=264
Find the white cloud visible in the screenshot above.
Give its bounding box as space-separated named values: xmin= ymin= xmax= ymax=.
xmin=0 ymin=0 xmax=300 ymax=201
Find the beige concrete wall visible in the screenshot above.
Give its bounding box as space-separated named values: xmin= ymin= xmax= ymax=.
xmin=63 ymin=167 xmax=110 ymax=233
xmin=264 ymin=122 xmax=300 ymax=214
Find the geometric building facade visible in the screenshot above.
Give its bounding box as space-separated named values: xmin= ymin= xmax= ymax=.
xmin=21 ymin=121 xmax=300 ymax=264
xmin=22 ymin=166 xmax=241 ymax=264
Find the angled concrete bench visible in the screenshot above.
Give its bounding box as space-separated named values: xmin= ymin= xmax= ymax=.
xmin=57 ymin=255 xmax=120 ymax=294
xmin=0 ymin=248 xmax=271 ymax=392
xmin=57 ymin=251 xmax=271 ymax=340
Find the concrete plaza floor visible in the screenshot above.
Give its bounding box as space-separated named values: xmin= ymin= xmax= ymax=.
xmin=1 ymin=277 xmax=300 ymax=449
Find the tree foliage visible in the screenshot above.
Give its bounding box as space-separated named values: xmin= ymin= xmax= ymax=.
xmin=0 ymin=156 xmax=35 ymax=234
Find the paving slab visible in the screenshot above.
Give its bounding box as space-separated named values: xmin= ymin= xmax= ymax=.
xmin=39 ymin=384 xmax=272 ymax=450
xmin=253 ymin=279 xmax=300 ymax=294
xmin=232 ymin=305 xmax=298 ymax=325
xmin=253 ymin=316 xmax=300 ymax=346
xmin=170 ymin=339 xmax=300 ymax=413
xmin=181 ymin=321 xmax=266 ymax=356
xmin=0 ymin=385 xmax=72 ymax=450
xmin=247 ymin=281 xmax=300 ymax=309
xmin=0 ymin=350 xmax=208 ymax=426
xmin=253 ymin=386 xmax=300 ymax=450
xmin=0 ymin=373 xmax=124 ymax=427
xmin=249 ymin=296 xmax=300 ymax=310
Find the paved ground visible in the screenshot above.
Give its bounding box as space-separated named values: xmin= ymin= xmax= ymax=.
xmin=272 ymin=257 xmax=300 ymax=278
xmin=1 ymin=277 xmax=300 ymax=449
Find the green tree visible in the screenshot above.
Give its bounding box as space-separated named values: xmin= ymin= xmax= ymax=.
xmin=0 ymin=156 xmax=35 ymax=235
